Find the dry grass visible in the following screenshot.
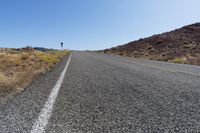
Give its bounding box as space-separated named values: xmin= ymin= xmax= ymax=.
xmin=0 ymin=48 xmax=69 ymax=102
xmin=34 ymin=50 xmax=68 ymax=67
xmin=0 ymin=73 xmax=7 ymax=82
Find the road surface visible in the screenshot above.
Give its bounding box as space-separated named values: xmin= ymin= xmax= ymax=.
xmin=1 ymin=52 xmax=200 ymax=133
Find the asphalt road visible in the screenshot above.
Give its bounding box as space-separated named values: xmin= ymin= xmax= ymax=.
xmin=1 ymin=51 xmax=200 ymax=133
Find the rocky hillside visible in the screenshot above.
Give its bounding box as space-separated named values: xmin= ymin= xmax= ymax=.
xmin=103 ymin=23 xmax=200 ymax=65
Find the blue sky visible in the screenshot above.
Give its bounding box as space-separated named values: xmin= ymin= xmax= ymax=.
xmin=0 ymin=0 xmax=200 ymax=50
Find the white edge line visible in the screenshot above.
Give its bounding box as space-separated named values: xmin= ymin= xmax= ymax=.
xmin=31 ymin=54 xmax=72 ymax=133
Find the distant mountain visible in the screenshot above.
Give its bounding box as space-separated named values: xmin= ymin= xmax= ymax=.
xmin=103 ymin=23 xmax=200 ymax=65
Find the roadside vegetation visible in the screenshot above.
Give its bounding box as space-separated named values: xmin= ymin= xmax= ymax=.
xmin=0 ymin=48 xmax=69 ymax=102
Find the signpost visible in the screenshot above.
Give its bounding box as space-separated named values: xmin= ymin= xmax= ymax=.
xmin=61 ymin=42 xmax=63 ymax=49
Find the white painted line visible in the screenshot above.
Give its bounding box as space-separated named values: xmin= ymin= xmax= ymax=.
xmin=31 ymin=54 xmax=72 ymax=133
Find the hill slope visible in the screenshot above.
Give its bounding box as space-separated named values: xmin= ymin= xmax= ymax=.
xmin=103 ymin=23 xmax=200 ymax=65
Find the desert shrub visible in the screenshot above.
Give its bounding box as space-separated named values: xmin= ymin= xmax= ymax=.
xmin=13 ymin=59 xmax=21 ymax=66
xmin=152 ymin=56 xmax=167 ymax=61
xmin=183 ymin=41 xmax=189 ymax=44
xmin=161 ymin=53 xmax=166 ymax=56
xmin=171 ymin=57 xmax=186 ymax=64
xmin=145 ymin=45 xmax=154 ymax=50
xmin=155 ymin=40 xmax=162 ymax=44
xmin=167 ymin=43 xmax=173 ymax=48
xmin=21 ymin=52 xmax=30 ymax=60
xmin=8 ymin=49 xmax=20 ymax=54
xmin=111 ymin=48 xmax=116 ymax=51
xmin=183 ymin=45 xmax=190 ymax=49
xmin=0 ymin=73 xmax=6 ymax=82
xmin=7 ymin=54 xmax=22 ymax=66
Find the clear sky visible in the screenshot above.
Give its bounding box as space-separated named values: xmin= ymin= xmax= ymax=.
xmin=0 ymin=0 xmax=200 ymax=50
